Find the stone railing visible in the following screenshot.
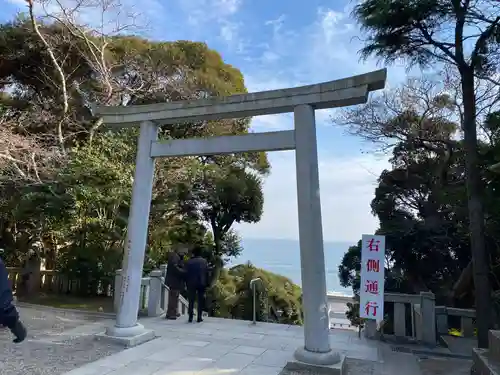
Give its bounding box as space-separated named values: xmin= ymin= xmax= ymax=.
xmin=365 ymin=292 xmax=436 ymax=346
xmin=326 ymin=293 xmax=356 ymax=330
xmin=7 ymin=267 xmax=113 ymax=297
xmin=435 ymin=306 xmax=475 ymax=338
xmin=364 ymin=292 xmax=477 ymax=345
xmin=113 ymin=267 xmax=189 ymax=317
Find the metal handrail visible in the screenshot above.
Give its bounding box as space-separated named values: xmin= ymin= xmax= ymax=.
xmin=250 ymin=278 xmax=262 ymax=325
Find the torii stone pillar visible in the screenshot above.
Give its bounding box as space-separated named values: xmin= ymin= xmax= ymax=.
xmin=293 ymin=104 xmax=337 ymax=363
xmin=105 ymin=120 xmax=157 ymax=342
xmin=92 ymin=69 xmax=387 ymax=365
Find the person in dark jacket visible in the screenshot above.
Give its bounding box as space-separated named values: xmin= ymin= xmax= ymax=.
xmin=0 ymin=257 xmax=27 ymax=343
xmin=184 ymin=246 xmax=210 ymax=323
xmin=165 ymin=248 xmax=185 ymax=320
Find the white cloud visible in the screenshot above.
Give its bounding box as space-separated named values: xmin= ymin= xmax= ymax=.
xmin=232 ymin=4 xmax=405 ymax=241
xmin=179 ymin=0 xmax=244 ymax=49
xmin=181 ymin=0 xmax=242 ymax=22
xmin=235 ymin=151 xmax=389 ymax=242
xmin=219 ymin=21 xmax=238 ymax=43
xmin=246 ymin=5 xmax=407 ymax=87
xmin=213 ymin=0 xmax=242 ymax=16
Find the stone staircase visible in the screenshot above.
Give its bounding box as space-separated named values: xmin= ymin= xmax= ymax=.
xmin=472 ymin=331 xmax=500 ymax=374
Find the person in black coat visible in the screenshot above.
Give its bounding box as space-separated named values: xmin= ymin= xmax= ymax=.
xmin=0 ymin=257 xmax=27 ymax=343
xmin=165 ymin=248 xmax=185 ymax=320
xmin=184 ymin=246 xmax=210 ymax=323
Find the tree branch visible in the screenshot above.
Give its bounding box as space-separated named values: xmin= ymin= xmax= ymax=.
xmin=26 ymin=0 xmax=67 ymax=154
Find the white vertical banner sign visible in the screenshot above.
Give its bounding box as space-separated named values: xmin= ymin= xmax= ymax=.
xmin=359 ymin=234 xmax=385 ymax=323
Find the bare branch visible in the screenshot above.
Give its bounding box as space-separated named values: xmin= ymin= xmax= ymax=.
xmin=26 ymin=0 xmax=68 ymax=154
xmin=333 ymin=75 xmax=459 ymax=151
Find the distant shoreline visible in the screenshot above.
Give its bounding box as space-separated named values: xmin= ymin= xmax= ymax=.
xmin=327 ymin=291 xmax=354 ymax=298
xmin=233 ymin=238 xmax=354 ymax=294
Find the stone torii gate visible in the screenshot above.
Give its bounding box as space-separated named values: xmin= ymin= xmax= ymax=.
xmin=93 ymin=69 xmax=387 ymax=366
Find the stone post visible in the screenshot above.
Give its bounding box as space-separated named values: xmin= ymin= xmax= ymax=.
xmin=106 ymin=121 xmax=157 ymax=342
xmin=393 ymin=302 xmax=406 ymax=338
xmin=364 ymin=320 xmax=378 ymax=339
xmin=159 ymin=264 xmax=167 ymax=311
xmin=113 ymin=269 xmax=123 ymax=313
xmin=435 ymin=306 xmax=448 ymax=336
xmin=420 ymin=292 xmax=436 ymax=346
xmin=293 ymin=104 xmax=340 ymax=366
xmin=147 ymin=270 xmax=163 ymax=317
xmin=462 ymin=316 xmax=475 ymax=338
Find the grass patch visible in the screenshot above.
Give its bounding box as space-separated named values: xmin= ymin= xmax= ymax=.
xmin=18 ymin=293 xmax=114 ymax=313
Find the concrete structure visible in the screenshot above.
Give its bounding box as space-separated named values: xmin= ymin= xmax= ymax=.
xmin=92 ymin=69 xmax=387 ymax=367
xmin=327 ymin=293 xmax=355 ymax=330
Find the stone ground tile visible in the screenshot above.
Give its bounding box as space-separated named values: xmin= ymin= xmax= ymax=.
xmin=145 ymin=329 xmax=182 ymax=340
xmin=233 ymin=345 xmax=267 ymax=356
xmin=417 ymin=357 xmax=472 ymax=375
xmin=195 ymin=343 xmax=237 ymax=360
xmin=107 ymin=359 xmax=165 ymax=375
xmin=179 ymin=339 xmax=212 ymax=347
xmin=153 ymin=356 xmax=215 ymax=373
xmin=379 ymin=348 xmax=421 ymax=375
xmin=95 ymin=342 xmax=164 ymax=369
xmin=252 ymin=328 xmax=298 ymax=338
xmin=240 ymin=364 xmax=283 ymax=375
xmin=145 ymin=345 xmax=199 ymax=363
xmin=210 ymin=330 xmax=241 ymax=340
xmin=232 ymin=337 xmax=293 ymax=351
xmin=344 ymin=358 xmax=380 ymax=375
xmin=341 ymin=347 xmax=379 ymax=362
xmin=252 ymin=349 xmax=294 ymax=368
xmin=162 ymin=332 xmax=214 ymax=344
xmin=233 ymin=332 xmax=266 ymax=341
xmin=210 ymin=352 xmax=260 ymax=372
xmin=198 ymin=367 xmax=240 ymax=375
xmin=269 ymin=336 xmax=304 ymax=350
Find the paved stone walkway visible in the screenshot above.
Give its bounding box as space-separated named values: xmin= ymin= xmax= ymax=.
xmin=63 ymin=316 xmax=382 ymax=375
xmin=1 ymin=305 xmax=123 ymax=375
xmin=10 ymin=306 xmax=473 ymax=375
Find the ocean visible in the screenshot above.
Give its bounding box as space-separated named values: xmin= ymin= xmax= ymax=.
xmin=230 ymin=238 xmax=353 ymax=295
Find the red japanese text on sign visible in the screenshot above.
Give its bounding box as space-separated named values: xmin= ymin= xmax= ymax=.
xmin=360 ymin=234 xmax=385 ymax=322
xmin=367 ymin=238 xmax=380 ymax=252
xmin=364 ymin=301 xmax=379 ymax=317
xmin=365 ymin=280 xmax=379 ymax=295
xmin=366 ymin=259 xmax=380 ymax=272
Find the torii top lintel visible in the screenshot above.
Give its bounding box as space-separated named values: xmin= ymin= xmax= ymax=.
xmin=92 ymin=69 xmax=387 ymax=126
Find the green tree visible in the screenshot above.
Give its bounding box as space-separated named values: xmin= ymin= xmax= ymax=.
xmin=353 ymin=0 xmax=500 ymax=347
xmin=208 ymin=263 xmax=303 ymax=325
xmin=174 ymin=166 xmax=264 ymax=262
xmin=336 ymin=77 xmax=469 ymax=297
xmin=0 ymin=5 xmax=273 ymax=320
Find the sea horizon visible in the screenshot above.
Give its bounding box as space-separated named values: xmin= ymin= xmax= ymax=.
xmin=229 ymin=237 xmax=355 ymax=296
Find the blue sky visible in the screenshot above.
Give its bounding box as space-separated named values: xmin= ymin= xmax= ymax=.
xmin=1 ymin=0 xmax=410 ymax=243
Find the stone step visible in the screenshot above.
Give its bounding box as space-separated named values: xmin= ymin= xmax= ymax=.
xmin=489 ymin=331 xmax=500 ymax=361
xmin=472 ymin=348 xmax=500 ymax=375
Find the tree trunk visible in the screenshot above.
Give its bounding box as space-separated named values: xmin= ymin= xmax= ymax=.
xmin=208 ymin=221 xmax=223 ymax=288
xmin=461 ymin=69 xmax=492 ymax=348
